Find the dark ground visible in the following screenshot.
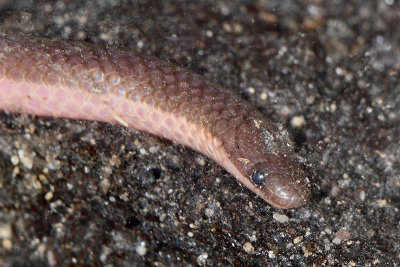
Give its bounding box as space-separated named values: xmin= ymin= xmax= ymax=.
xmin=0 ymin=0 xmax=399 ymax=266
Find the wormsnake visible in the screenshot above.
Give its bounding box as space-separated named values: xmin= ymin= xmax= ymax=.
xmin=0 ymin=31 xmax=310 ymax=209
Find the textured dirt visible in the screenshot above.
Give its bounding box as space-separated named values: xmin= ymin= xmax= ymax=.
xmin=0 ymin=0 xmax=399 ymax=266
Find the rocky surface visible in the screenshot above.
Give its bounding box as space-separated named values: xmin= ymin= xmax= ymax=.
xmin=0 ymin=0 xmax=399 ymax=266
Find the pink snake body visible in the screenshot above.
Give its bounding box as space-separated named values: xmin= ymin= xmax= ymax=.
xmin=0 ymin=31 xmax=310 ymax=209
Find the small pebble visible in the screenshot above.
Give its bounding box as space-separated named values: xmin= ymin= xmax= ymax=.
xmin=359 ymin=191 xmax=366 ymax=201
xmin=243 ymin=242 xmax=255 ymax=254
xmin=268 ymin=250 xmax=276 ymax=258
xmin=45 ymin=191 xmax=54 ymax=201
xmin=247 ymin=87 xmax=255 ymax=94
xmin=376 ymin=199 xmax=388 ymax=207
xmin=332 ymin=229 xmax=351 ymax=244
xmin=135 ymin=241 xmax=147 ymax=256
xmin=2 ymin=239 xmax=12 ymax=250
xmin=18 ymin=149 xmax=34 ymax=169
xmin=197 ymin=252 xmax=208 ymax=266
xmin=273 ymin=212 xmax=289 ymax=223
xmin=38 ymin=174 xmax=48 ymax=183
xmin=204 ymin=208 xmax=214 ymax=218
xmin=139 ymin=148 xmax=148 ymax=155
xmin=293 ymin=236 xmax=304 ymax=244
xmin=148 ymin=146 xmax=158 ymax=153
xmin=290 ymin=115 xmax=305 ymax=128
xmin=11 ymin=155 xmax=19 ymax=165
xmin=196 ymin=156 xmax=206 ymax=166
xmin=0 ymin=224 xmax=12 ymax=239
xmin=47 ymin=249 xmax=57 ymax=267
xmin=99 ymin=178 xmax=111 ymax=194
xmin=260 ymin=92 xmax=268 ymax=100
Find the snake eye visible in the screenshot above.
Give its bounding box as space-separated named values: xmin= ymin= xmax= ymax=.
xmin=252 ymin=168 xmax=268 ymax=185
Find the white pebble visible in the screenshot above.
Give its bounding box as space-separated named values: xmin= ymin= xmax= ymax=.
xmin=243 ymin=242 xmax=255 ymax=254
xmin=135 ymin=241 xmax=147 ymax=256
xmin=2 ymin=239 xmax=12 ymax=250
xmin=0 ymin=224 xmax=12 ymax=239
xmin=290 ymin=115 xmax=305 ymax=128
xmin=293 ymin=236 xmax=303 ymax=244
xmin=11 ymin=155 xmax=19 ymax=165
xmin=273 ymin=212 xmax=289 ymax=223
xmin=247 ymin=87 xmax=255 ymax=94
xmin=197 ymin=252 xmax=208 ymax=266
xmin=376 ymin=199 xmax=388 ymax=207
xmin=359 ymin=191 xmax=366 ymax=201
xmin=268 ymin=250 xmax=276 ymax=258
xmin=149 ymin=146 xmax=158 ymax=153
xmin=139 ymin=148 xmax=148 ymax=155
xmin=18 ymin=149 xmax=34 ymax=169
xmin=45 ymin=191 xmax=54 ymax=201
xmin=205 ymin=208 xmax=214 ymax=218
xmin=99 ymin=178 xmax=111 ymax=194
